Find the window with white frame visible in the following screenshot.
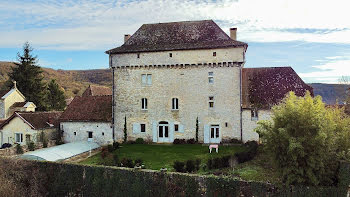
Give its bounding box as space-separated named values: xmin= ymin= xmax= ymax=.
xmin=208 ymin=72 xmax=214 ymax=84
xmin=251 ymin=109 xmax=259 ymax=121
xmin=141 ymin=98 xmax=148 ymax=110
xmin=172 ymin=98 xmax=179 ymax=110
xmin=15 ymin=133 xmax=23 ymax=143
xmin=141 ymin=74 xmax=152 ymax=85
xmin=209 ymin=96 xmax=214 ymax=108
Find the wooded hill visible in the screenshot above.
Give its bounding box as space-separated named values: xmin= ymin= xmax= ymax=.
xmin=0 ymin=61 xmax=112 ymax=98
xmin=0 ymin=61 xmax=348 ymax=104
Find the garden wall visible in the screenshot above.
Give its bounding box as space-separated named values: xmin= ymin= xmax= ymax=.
xmin=0 ymin=158 xmax=348 ymax=197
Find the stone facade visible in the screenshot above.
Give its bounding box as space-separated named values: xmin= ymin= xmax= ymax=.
xmin=242 ymin=109 xmax=272 ymax=142
xmin=61 ymin=122 xmax=113 ymax=145
xmin=112 ymin=48 xmax=245 ymax=143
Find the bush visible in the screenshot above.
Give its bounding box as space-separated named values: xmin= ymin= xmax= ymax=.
xmin=173 ymin=139 xmax=186 ymax=144
xmin=101 ymin=147 xmax=109 ymax=159
xmin=173 ymin=161 xmax=185 ymax=172
xmin=234 ymin=141 xmax=259 ymax=163
xmin=120 ymin=158 xmax=134 ymax=168
xmin=195 ymin=159 xmax=201 ymax=171
xmin=43 ymin=140 xmax=48 ymax=148
xmin=1 ymin=143 xmax=11 ymax=149
xmin=126 ymin=140 xmax=136 ymax=144
xmin=256 ymin=91 xmax=350 ymax=186
xmin=135 ymin=138 xmax=144 ymax=144
xmin=15 ymin=144 xmax=23 ymax=154
xmin=113 ymin=154 xmax=119 ymax=166
xmin=28 ymin=141 xmax=35 ymax=151
xmin=207 ymin=159 xmax=213 ymax=170
xmin=113 ymin=141 xmax=120 ymax=150
xmin=186 ymin=160 xmax=196 ymax=172
xmin=207 ymin=156 xmax=231 ymax=170
xmin=230 ymin=138 xmax=243 ymax=144
xmin=134 ymin=159 xmax=143 ymax=166
xmin=186 ymin=138 xmax=196 ymax=144
xmin=107 ymin=144 xmax=114 ymax=152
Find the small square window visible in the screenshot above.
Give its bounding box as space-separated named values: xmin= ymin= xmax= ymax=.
xmin=208 ymin=72 xmax=214 ymax=84
xmin=209 ymin=96 xmax=214 ymax=108
xmin=88 ymin=131 xmax=93 ymax=138
xmin=225 ymin=122 xmax=228 ymax=127
xmin=141 ymin=124 xmax=146 ymax=132
xmin=102 ymin=132 xmax=104 ymax=136
xmin=137 ymin=53 xmax=140 ymax=58
xmin=169 ymin=53 xmax=172 ymax=57
xmin=74 ymin=132 xmax=76 ymax=136
xmin=213 ymin=52 xmax=216 ymax=56
xmin=251 ymin=109 xmax=259 ymax=121
xmin=141 ymin=74 xmax=152 ymax=85
xmin=174 ymin=124 xmax=179 ymax=132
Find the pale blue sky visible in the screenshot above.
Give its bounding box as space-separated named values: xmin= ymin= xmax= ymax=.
xmin=1 ymin=0 xmax=349 ymax=83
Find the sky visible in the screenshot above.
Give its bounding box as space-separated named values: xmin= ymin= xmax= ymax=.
xmin=0 ymin=0 xmax=350 ymax=83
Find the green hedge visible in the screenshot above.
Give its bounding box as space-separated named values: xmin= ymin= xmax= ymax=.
xmin=0 ymin=158 xmax=348 ymax=197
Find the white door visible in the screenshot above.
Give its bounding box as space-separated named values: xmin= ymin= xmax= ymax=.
xmin=158 ymin=123 xmax=170 ymax=143
xmin=209 ymin=125 xmax=220 ymax=143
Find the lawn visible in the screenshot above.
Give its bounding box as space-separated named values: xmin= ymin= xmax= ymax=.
xmin=80 ymin=144 xmax=246 ymax=170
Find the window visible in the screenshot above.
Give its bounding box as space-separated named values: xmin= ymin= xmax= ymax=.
xmin=174 ymin=124 xmax=179 ymax=132
xmin=209 ymin=96 xmax=214 ymax=108
xmin=169 ymin=53 xmax=172 ymax=57
xmin=88 ymin=131 xmax=93 ymax=138
xmin=15 ymin=133 xmax=23 ymax=143
xmin=137 ymin=53 xmax=140 ymax=58
xmin=102 ymin=132 xmax=104 ymax=136
xmin=74 ymin=132 xmax=76 ymax=136
xmin=172 ymin=98 xmax=179 ymax=110
xmin=225 ymin=122 xmax=228 ymax=127
xmin=251 ymin=109 xmax=258 ymax=121
xmin=141 ymin=124 xmax=146 ymax=132
xmin=208 ymin=72 xmax=214 ymax=84
xmin=141 ymin=98 xmax=148 ymax=110
xmin=141 ymin=74 xmax=152 ymax=85
xmin=213 ymin=52 xmax=216 ymax=56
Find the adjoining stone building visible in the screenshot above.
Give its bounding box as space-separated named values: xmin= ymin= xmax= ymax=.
xmin=106 ymin=20 xmax=312 ymax=143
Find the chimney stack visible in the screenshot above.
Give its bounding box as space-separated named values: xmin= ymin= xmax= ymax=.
xmin=124 ymin=34 xmax=131 ymax=43
xmin=230 ymin=28 xmax=237 ymax=40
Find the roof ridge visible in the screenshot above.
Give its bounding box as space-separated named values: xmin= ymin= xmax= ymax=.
xmin=144 ymin=19 xmax=213 ymax=26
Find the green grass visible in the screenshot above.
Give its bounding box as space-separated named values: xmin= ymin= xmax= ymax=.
xmin=80 ymin=144 xmax=246 ymax=170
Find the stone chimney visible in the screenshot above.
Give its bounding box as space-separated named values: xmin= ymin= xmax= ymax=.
xmin=124 ymin=34 xmax=131 ymax=43
xmin=230 ymin=28 xmax=237 ymax=40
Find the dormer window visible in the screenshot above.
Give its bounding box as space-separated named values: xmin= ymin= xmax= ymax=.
xmin=169 ymin=53 xmax=172 ymax=57
xmin=213 ymin=52 xmax=216 ymax=56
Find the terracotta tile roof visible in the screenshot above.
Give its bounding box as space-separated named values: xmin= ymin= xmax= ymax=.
xmin=0 ymin=111 xmax=63 ymax=130
xmin=59 ymin=95 xmax=112 ymax=122
xmin=82 ymin=85 xmax=112 ymax=97
xmin=10 ymin=102 xmax=26 ymax=108
xmin=106 ymin=20 xmax=247 ymax=54
xmin=242 ymin=67 xmax=313 ymax=109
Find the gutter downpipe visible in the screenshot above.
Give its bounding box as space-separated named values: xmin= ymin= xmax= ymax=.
xmin=109 ymin=52 xmax=116 ymax=142
xmin=240 ymin=47 xmax=246 ymax=142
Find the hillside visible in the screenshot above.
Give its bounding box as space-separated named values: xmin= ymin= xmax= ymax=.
xmin=309 ymin=83 xmax=349 ymax=105
xmin=0 ymin=61 xmax=112 ymax=98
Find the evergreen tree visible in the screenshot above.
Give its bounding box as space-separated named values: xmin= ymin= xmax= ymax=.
xmin=47 ymin=79 xmax=66 ymax=111
xmin=7 ymin=42 xmax=47 ymax=110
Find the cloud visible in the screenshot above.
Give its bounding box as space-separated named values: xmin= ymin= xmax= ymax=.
xmin=0 ymin=0 xmax=350 ymax=50
xmin=299 ymin=57 xmax=350 ymax=83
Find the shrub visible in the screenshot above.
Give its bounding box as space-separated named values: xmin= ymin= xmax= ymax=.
xmin=15 ymin=144 xmax=23 ymax=154
xmin=107 ymin=144 xmax=114 ymax=152
xmin=113 ymin=141 xmax=119 ymax=150
xmin=1 ymin=143 xmax=11 ymax=149
xmin=207 ymin=159 xmax=213 ymax=170
xmin=256 ymin=91 xmax=350 ymax=186
xmin=43 ymin=140 xmax=48 ymax=148
xmin=206 ymin=156 xmax=231 ymax=170
xmin=120 ymin=158 xmax=134 ymax=168
xmin=195 ymin=159 xmax=201 ymax=171
xmin=186 ymin=138 xmax=196 ymax=144
xmin=230 ymin=138 xmax=243 ymax=144
xmin=173 ymin=161 xmax=185 ymax=172
xmin=101 ymin=147 xmax=109 ymax=159
xmin=135 ymin=138 xmax=144 ymax=144
xmin=173 ymin=139 xmax=186 ymax=144
xmin=134 ymin=159 xmax=143 ymax=166
xmin=28 ymin=141 xmax=35 ymax=151
xmin=126 ymin=140 xmax=136 ymax=144
xmin=186 ymin=160 xmax=196 ymax=172
xmin=113 ymin=154 xmax=119 ymax=166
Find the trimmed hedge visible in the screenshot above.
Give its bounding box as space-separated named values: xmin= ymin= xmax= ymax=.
xmin=0 ymin=158 xmax=348 ymax=197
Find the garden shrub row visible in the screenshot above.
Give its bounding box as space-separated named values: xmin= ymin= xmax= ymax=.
xmin=173 ymin=159 xmax=201 ymax=172
xmin=0 ymin=158 xmax=348 ymax=197
xmin=173 ymin=138 xmax=196 ymax=144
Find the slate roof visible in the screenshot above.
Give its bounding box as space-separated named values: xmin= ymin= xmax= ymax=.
xmin=82 ymin=85 xmax=112 ymax=97
xmin=0 ymin=111 xmax=63 ymax=130
xmin=242 ymin=67 xmax=313 ymax=109
xmin=106 ymin=20 xmax=247 ymax=54
xmin=59 ymin=95 xmax=112 ymax=122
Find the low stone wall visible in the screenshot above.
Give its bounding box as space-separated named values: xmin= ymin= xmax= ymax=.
xmin=0 ymin=158 xmax=348 ymax=197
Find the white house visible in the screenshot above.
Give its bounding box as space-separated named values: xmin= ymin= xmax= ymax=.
xmin=105 ymin=20 xmax=312 ymax=144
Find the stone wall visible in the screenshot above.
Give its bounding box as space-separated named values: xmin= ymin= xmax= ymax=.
xmin=114 ymin=64 xmax=243 ymax=143
xmin=111 ymin=47 xmax=245 ymax=67
xmin=61 ymin=122 xmax=113 ymax=145
xmin=242 ymin=109 xmax=271 ymax=142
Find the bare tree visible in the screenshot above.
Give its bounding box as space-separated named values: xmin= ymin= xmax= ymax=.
xmin=338 ymin=76 xmax=350 ymax=84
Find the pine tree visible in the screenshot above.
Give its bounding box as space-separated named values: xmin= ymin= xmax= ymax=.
xmin=7 ymin=42 xmax=47 ymax=110
xmin=47 ymin=79 xmax=66 ymax=111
